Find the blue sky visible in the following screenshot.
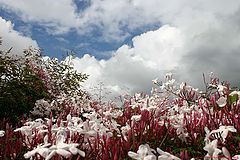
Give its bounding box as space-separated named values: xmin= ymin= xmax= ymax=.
xmin=1 ymin=0 xmax=240 ymax=99
xmin=0 ymin=0 xmax=160 ymax=60
xmin=0 ymin=6 xmax=124 ymax=60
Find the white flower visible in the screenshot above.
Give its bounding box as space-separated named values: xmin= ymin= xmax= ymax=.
xmin=212 ymin=148 xmax=222 ymax=160
xmin=128 ymin=144 xmax=156 ymax=160
xmin=110 ymin=119 xmax=120 ymax=131
xmin=67 ymin=114 xmax=72 ymax=121
xmin=209 ymin=126 xmax=236 ymax=143
xmin=157 ymin=148 xmax=180 ymax=160
xmin=222 ymin=147 xmax=231 ymax=159
xmin=46 ymin=149 xmax=71 ymax=160
xmin=46 ymin=135 xmax=71 ymax=160
xmin=103 ymin=110 xmax=123 ymax=119
xmin=46 ymin=135 xmax=85 ymax=160
xmin=152 ymin=78 xmax=159 ymax=84
xmin=215 ymin=126 xmax=237 ymax=143
xmin=180 ymin=82 xmax=186 ymax=90
xmin=0 ymin=130 xmax=5 ymax=137
xmin=131 ymin=115 xmax=142 ymax=122
xmin=175 ymin=125 xmax=188 ymax=142
xmin=121 ymin=123 xmax=131 ymax=140
xmin=24 ymin=143 xmax=51 ymax=159
xmin=112 ymin=110 xmax=123 ymax=118
xmin=14 ymin=126 xmax=32 ymax=136
xmin=233 ymin=155 xmax=240 ymax=160
xmin=165 ymin=72 xmax=173 ymax=80
xmin=80 ymin=121 xmax=96 ymax=136
xmin=166 ymin=79 xmax=175 ymax=86
xmin=25 ymin=135 xmax=50 ymax=159
xmin=217 ymin=85 xmax=227 ymax=94
xmin=203 ymin=139 xmax=222 ymax=159
xmin=216 ymin=96 xmax=227 ymax=107
xmin=68 ymin=145 xmax=85 ymax=157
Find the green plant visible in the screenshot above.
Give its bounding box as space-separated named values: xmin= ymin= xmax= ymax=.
xmin=0 ymin=39 xmax=88 ymax=124
xmin=0 ymin=50 xmax=50 ymax=124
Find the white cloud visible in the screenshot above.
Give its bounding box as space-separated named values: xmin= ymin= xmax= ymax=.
xmin=1 ymin=0 xmax=240 ymax=98
xmin=0 ymin=0 xmax=78 ymax=34
xmin=71 ymin=25 xmax=184 ymax=99
xmin=0 ymin=17 xmax=38 ymax=55
xmin=1 ymin=0 xmax=240 ymax=41
xmin=71 ymin=1 xmax=240 ymax=97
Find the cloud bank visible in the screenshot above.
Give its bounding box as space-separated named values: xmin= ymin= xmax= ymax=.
xmin=1 ymin=0 xmax=240 ymax=99
xmin=1 ymin=0 xmax=239 ymax=41
xmin=0 ymin=17 xmax=38 ymax=54
xmin=72 ymin=25 xmax=184 ymax=94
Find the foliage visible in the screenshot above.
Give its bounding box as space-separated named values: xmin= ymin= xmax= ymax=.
xmin=24 ymin=49 xmax=89 ymax=99
xmin=0 ymin=49 xmax=50 ymax=124
xmin=23 ymin=48 xmax=89 ymax=119
xmin=0 ymin=41 xmax=88 ymax=124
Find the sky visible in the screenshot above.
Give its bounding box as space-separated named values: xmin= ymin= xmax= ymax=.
xmin=1 ymin=0 xmax=240 ymax=100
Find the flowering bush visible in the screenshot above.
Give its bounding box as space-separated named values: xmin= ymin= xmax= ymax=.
xmin=0 ymin=47 xmax=50 ymax=124
xmin=23 ymin=49 xmax=89 ymax=119
xmin=0 ymin=70 xmax=240 ymax=159
xmin=0 ymin=44 xmax=88 ymax=124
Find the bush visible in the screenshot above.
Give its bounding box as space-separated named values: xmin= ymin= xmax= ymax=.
xmin=0 ymin=49 xmax=50 ymax=124
xmin=0 ymin=40 xmax=88 ymax=124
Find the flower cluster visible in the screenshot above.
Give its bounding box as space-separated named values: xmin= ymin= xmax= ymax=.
xmin=1 ymin=73 xmax=240 ymax=159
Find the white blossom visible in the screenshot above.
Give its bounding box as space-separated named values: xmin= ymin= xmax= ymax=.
xmin=152 ymin=78 xmax=159 ymax=85
xmin=157 ymin=148 xmax=180 ymax=160
xmin=0 ymin=130 xmax=5 ymax=137
xmin=216 ymin=96 xmax=227 ymax=107
xmin=131 ymin=115 xmax=142 ymax=122
xmin=128 ymin=144 xmax=156 ymax=160
xmin=203 ymin=139 xmax=222 ymax=159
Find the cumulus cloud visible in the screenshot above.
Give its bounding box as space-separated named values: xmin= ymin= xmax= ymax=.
xmin=71 ymin=25 xmax=185 ymax=99
xmin=1 ymin=0 xmax=240 ymax=41
xmin=71 ymin=0 xmax=240 ymax=97
xmin=1 ymin=0 xmax=240 ymax=98
xmin=0 ymin=0 xmax=78 ymax=34
xmin=0 ymin=17 xmax=38 ymax=55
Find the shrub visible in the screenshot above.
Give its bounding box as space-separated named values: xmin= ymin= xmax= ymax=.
xmin=0 ymin=49 xmax=50 ymax=124
xmin=0 ymin=40 xmax=88 ymax=124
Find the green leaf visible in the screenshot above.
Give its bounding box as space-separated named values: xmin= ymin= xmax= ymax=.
xmin=228 ymin=94 xmax=238 ymax=105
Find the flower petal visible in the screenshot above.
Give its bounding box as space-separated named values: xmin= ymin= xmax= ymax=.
xmin=24 ymin=150 xmax=37 ymax=159
xmin=222 ymin=147 xmax=231 ymax=159
xmin=46 ymin=150 xmax=56 ymax=160
xmin=216 ymin=96 xmax=227 ymax=107
xmin=56 ymin=148 xmax=71 ymax=158
xmin=77 ymin=149 xmax=85 ymax=157
xmin=69 ymin=146 xmax=78 ymax=155
xmin=128 ymin=151 xmax=139 ymax=159
xmin=37 ymin=148 xmax=50 ymax=158
xmin=144 ymin=155 xmax=156 ymax=160
xmin=0 ymin=130 xmax=5 ymax=137
xmin=138 ymin=145 xmax=148 ymax=157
